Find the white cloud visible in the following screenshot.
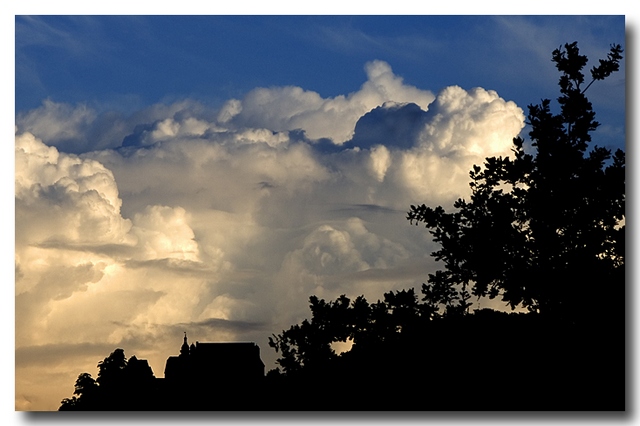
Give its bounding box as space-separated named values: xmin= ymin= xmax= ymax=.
xmin=14 ymin=130 xmax=214 ymax=350
xmin=15 ymin=130 xmax=132 ymax=248
xmin=221 ymin=60 xmax=435 ymax=144
xmin=131 ymin=205 xmax=200 ymax=262
xmin=15 ymin=62 xmax=526 ymax=410
xmin=419 ymin=85 xmax=525 ymax=156
xmin=368 ymin=145 xmax=392 ymax=182
xmin=16 ymin=100 xmax=97 ymax=153
xmin=15 ymin=98 xmax=213 ymax=153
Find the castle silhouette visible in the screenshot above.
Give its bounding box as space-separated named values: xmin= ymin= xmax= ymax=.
xmin=106 ymin=334 xmax=267 ymax=410
xmin=155 ymin=333 xmax=265 ymax=409
xmin=164 ymin=332 xmax=265 ymax=384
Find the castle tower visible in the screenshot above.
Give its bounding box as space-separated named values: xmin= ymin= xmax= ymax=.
xmin=179 ymin=332 xmax=190 ymax=358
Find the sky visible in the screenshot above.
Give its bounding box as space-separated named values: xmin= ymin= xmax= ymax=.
xmin=9 ymin=11 xmax=630 ymax=415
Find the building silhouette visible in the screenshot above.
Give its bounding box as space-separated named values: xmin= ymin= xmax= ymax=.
xmin=164 ymin=333 xmax=265 ymax=384
xmin=154 ymin=333 xmax=266 ymax=409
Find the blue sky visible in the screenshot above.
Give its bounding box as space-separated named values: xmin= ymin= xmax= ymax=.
xmin=16 ymin=15 xmax=626 ymax=153
xmin=11 ymin=13 xmax=630 ymax=413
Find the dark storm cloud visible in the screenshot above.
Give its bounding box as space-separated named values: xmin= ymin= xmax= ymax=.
xmin=347 ymin=102 xmax=428 ymax=150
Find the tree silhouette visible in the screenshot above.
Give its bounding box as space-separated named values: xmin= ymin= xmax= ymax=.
xmin=96 ymin=348 xmax=127 ymax=388
xmin=266 ymin=42 xmax=625 ymax=410
xmin=59 ymin=348 xmax=162 ymax=410
xmin=407 ymin=42 xmax=624 ymax=325
xmin=268 ymin=269 xmax=489 ymax=377
xmin=59 ymin=372 xmax=99 ymax=410
xmin=57 ymin=42 xmax=625 ymax=411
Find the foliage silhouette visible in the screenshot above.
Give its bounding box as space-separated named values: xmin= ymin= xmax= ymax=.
xmin=267 ymin=287 xmax=479 ymax=377
xmin=59 ymin=344 xmax=267 ymax=411
xmin=59 ymin=42 xmax=624 ymax=411
xmin=267 ymin=42 xmax=624 ymax=410
xmin=96 ymin=348 xmax=127 ymax=388
xmin=59 ymin=372 xmax=98 ymax=410
xmin=407 ymin=41 xmax=624 ymax=325
xmin=268 ymin=295 xmax=622 ymax=410
xmin=59 ymin=348 xmax=162 ymax=410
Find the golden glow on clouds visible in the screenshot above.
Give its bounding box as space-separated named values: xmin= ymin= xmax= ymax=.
xmin=15 ymin=61 xmax=525 ymax=410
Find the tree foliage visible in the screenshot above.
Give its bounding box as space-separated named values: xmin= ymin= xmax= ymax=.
xmin=58 ymin=372 xmax=98 ymax=410
xmin=96 ymin=348 xmax=127 ymax=388
xmin=58 ymin=42 xmax=625 ymax=411
xmin=407 ymin=42 xmax=624 ymax=323
xmin=59 ymin=348 xmax=156 ymax=410
xmin=267 ymin=284 xmax=478 ymax=377
xmin=266 ymin=43 xmax=625 ymax=410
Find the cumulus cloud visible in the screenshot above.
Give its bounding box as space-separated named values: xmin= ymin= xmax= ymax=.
xmin=15 ymin=132 xmax=218 ymax=408
xmin=15 ymin=99 xmax=98 ymax=152
xmin=130 ymin=205 xmax=200 ymax=262
xmin=218 ymin=60 xmax=435 ymax=144
xmin=15 ymin=61 xmax=526 ymax=410
xmin=274 ymin=218 xmax=411 ymax=315
xmin=418 ymin=85 xmax=525 ymax=156
xmin=349 ymin=101 xmax=428 ymax=150
xmin=15 ymin=131 xmax=132 ymax=248
xmin=15 ymin=99 xmax=214 ymax=153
